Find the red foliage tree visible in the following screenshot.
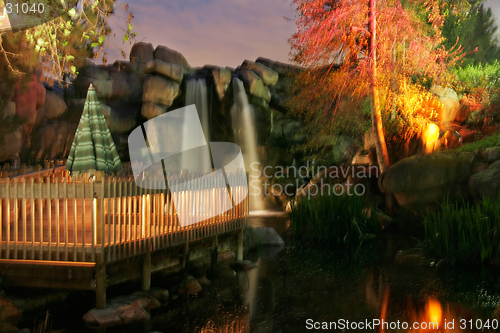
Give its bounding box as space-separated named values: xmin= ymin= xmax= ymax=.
xmin=289 ymin=0 xmax=464 ymax=172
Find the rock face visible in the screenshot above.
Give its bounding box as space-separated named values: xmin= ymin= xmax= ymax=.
xmin=240 ymin=60 xmax=279 ymax=86
xmin=130 ymin=42 xmax=154 ymax=66
xmin=430 ymin=85 xmax=460 ymax=124
xmin=238 ymin=70 xmax=271 ymax=102
xmin=154 ymin=45 xmax=191 ymax=69
xmin=142 ymin=76 xmax=180 ymax=107
xmin=380 ymin=152 xmax=475 ymax=206
xmin=39 ymin=90 xmax=67 ymax=120
xmin=254 ymin=227 xmax=284 ymax=245
xmin=469 ymin=160 xmax=500 ymax=200
xmin=207 ymin=66 xmax=232 ymax=100
xmin=144 ymin=59 xmax=183 ymax=83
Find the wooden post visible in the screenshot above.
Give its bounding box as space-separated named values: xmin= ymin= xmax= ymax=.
xmin=210 ymin=235 xmax=218 ymax=271
xmin=237 ymin=228 xmax=243 ymax=261
xmin=142 ymin=245 xmax=151 ymax=291
xmin=95 ymin=254 xmax=107 ymax=309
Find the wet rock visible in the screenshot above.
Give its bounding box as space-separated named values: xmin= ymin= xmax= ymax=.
xmin=240 ymin=60 xmax=279 ymax=86
xmin=197 ymin=275 xmax=212 ymax=287
xmin=154 ymin=45 xmax=191 ymax=69
xmin=178 ymin=276 xmax=202 ymax=295
xmin=144 ymin=59 xmax=183 ymax=83
xmin=217 ymin=250 xmax=236 ymax=264
xmin=482 ymin=147 xmax=500 ymax=163
xmin=238 ymin=70 xmax=271 ymax=102
xmin=254 ymin=227 xmax=284 ymax=246
xmin=40 ymin=90 xmax=67 ymax=120
xmin=469 ymin=160 xmax=500 ymax=200
xmin=83 ymin=308 xmax=123 ymax=328
xmin=142 ymin=76 xmax=180 ymax=107
xmin=206 ymin=66 xmax=232 ymax=100
xmin=117 ymin=305 xmax=151 ymax=325
xmin=230 ymin=260 xmax=258 ymax=271
xmin=130 ymin=297 xmax=161 ymax=311
xmin=380 ymin=152 xmax=475 ymax=206
xmin=132 ymin=288 xmax=169 ymax=305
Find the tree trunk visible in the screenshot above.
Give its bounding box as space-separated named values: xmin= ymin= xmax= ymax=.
xmin=369 ymin=0 xmax=390 ymax=174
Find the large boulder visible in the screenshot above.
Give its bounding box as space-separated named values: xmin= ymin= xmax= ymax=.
xmin=101 ymin=104 xmax=137 ymax=133
xmin=256 ymin=57 xmax=302 ymax=76
xmin=380 ymin=152 xmax=475 ymax=206
xmin=36 ymin=82 xmax=46 ymax=109
xmin=40 ymin=90 xmax=67 ymax=120
xmin=144 ymin=59 xmax=183 ymax=83
xmin=154 ymin=45 xmax=191 ymax=69
xmin=430 ymin=85 xmax=460 ymax=124
xmin=39 ymin=122 xmax=73 ymax=158
xmin=469 ymin=160 xmax=500 ymax=201
xmin=0 ymin=129 xmax=22 ymax=162
xmin=130 ymin=42 xmax=154 ymax=65
xmin=141 ymin=102 xmax=167 ymax=120
xmin=481 ymin=147 xmax=500 ymax=163
xmin=254 ymin=227 xmax=284 ymax=245
xmin=13 ymin=76 xmax=39 ymax=128
xmin=238 ymin=70 xmax=271 ymax=102
xmin=240 ymin=60 xmax=279 ymax=86
xmin=142 ymin=76 xmax=180 ymax=107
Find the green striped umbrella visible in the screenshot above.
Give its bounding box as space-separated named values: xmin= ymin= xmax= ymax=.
xmin=66 ymin=84 xmax=123 ymax=176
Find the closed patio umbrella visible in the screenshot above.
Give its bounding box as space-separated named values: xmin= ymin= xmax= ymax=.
xmin=66 ymin=84 xmax=123 ymax=176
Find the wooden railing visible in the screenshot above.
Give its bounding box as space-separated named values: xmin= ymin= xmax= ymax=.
xmin=0 ymin=173 xmax=248 ymax=264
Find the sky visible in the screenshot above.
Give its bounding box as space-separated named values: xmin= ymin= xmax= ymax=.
xmin=103 ymin=0 xmax=500 ymax=69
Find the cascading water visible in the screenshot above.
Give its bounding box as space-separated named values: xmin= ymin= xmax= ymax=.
xmin=182 ymin=78 xmax=212 ymax=174
xmin=231 ymin=78 xmax=264 ymax=211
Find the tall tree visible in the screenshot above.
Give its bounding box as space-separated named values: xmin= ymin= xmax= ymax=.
xmin=289 ymin=0 xmax=463 ymax=172
xmin=441 ymin=1 xmax=500 ymax=65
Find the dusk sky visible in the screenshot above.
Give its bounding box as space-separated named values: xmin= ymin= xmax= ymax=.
xmin=103 ymin=0 xmax=500 ymax=68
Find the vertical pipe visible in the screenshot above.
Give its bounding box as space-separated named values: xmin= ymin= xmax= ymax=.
xmin=22 ymin=179 xmax=26 ymax=260
xmin=90 ymin=179 xmax=95 ymax=262
xmin=64 ymin=178 xmax=69 ymax=261
xmin=133 ymin=178 xmax=137 ymax=257
xmin=30 ymin=179 xmax=35 ymax=260
xmin=107 ymin=178 xmax=112 ymax=262
xmin=38 ymin=177 xmax=43 ymax=260
xmin=6 ymin=180 xmax=10 ymax=259
xmin=73 ymin=178 xmax=77 ymax=261
xmin=81 ymin=175 xmax=85 ymax=261
xmin=55 ymin=177 xmax=60 ymax=261
xmin=14 ymin=178 xmax=18 ymax=259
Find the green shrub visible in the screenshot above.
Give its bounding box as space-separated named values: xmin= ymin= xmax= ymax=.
xmin=289 ymin=193 xmax=379 ymax=249
xmin=424 ymin=196 xmax=500 ymax=263
xmin=453 ymin=60 xmax=500 ymax=93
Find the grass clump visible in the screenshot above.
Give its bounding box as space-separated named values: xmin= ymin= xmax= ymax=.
xmin=289 ymin=193 xmax=379 ymax=249
xmin=451 ymin=132 xmax=500 ymax=153
xmin=424 ymin=195 xmax=500 ymax=264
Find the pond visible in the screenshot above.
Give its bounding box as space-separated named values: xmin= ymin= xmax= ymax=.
xmin=151 ymin=209 xmax=500 ymax=333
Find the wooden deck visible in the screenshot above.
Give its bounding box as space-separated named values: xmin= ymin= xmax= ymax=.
xmin=0 ymin=173 xmax=248 ymax=307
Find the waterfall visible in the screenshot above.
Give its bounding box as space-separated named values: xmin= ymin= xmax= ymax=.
xmin=183 ymin=78 xmax=212 ymax=174
xmin=231 ymin=78 xmax=264 ymax=211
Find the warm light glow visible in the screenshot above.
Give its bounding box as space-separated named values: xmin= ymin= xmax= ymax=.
xmin=426 ymin=299 xmax=442 ymax=325
xmin=424 ymin=123 xmax=440 ymax=154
